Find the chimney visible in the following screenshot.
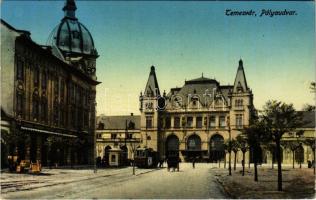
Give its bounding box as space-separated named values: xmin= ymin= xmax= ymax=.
xmin=130 ymin=113 xmax=133 ymax=116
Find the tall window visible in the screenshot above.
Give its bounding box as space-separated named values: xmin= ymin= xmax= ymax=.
xmin=33 ymin=67 xmax=39 ymax=87
xmin=71 ymin=106 xmax=76 ymax=128
xmin=219 ymin=116 xmax=226 ymax=128
xmin=60 ymin=106 xmax=65 ymax=127
xmin=60 ymin=79 xmax=65 ymax=100
xmin=111 ymin=134 xmax=117 ymax=139
xmin=41 ymin=98 xmax=48 ymax=122
xmin=78 ymin=108 xmax=83 ymax=129
xmin=146 ymin=116 xmax=153 ymax=128
xmin=54 ymin=76 xmax=59 ymax=96
xmin=186 ymin=117 xmax=193 ymax=128
xmin=16 ymin=93 xmax=24 ymax=117
xmin=85 ymin=90 xmax=89 ymax=106
xmin=209 ymin=116 xmax=216 ymax=128
xmin=41 ymin=72 xmax=47 ymax=90
xmin=236 ymin=114 xmax=243 ymax=128
xmin=174 ymin=117 xmax=180 ymax=128
xmin=235 ymin=99 xmax=243 ymax=107
xmin=69 ymin=82 xmax=75 ymax=103
xmin=196 ymin=117 xmax=202 ymax=128
xmin=32 ymin=98 xmax=39 ymax=120
xmin=53 ymin=102 xmax=59 ymax=125
xmin=84 ymin=110 xmax=89 ymax=128
xmin=16 ymin=60 xmax=24 ymax=80
xmin=165 ymin=117 xmax=171 ymax=128
xmin=78 ymin=87 xmax=82 ymax=105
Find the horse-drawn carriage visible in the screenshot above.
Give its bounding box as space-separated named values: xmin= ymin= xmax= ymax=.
xmin=166 ymin=151 xmax=180 ymax=171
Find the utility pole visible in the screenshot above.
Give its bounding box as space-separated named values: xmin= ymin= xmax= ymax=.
xmin=94 ymin=130 xmax=97 ymax=173
xmin=227 ymin=116 xmax=232 ymax=176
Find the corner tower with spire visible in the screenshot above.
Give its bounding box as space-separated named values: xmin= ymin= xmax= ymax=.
xmin=230 ymin=59 xmax=254 ymax=129
xmin=139 ymin=66 xmax=162 ymax=153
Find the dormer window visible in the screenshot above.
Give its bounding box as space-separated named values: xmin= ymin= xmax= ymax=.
xmin=98 ymin=122 xmax=105 ymax=130
xmin=191 ymin=96 xmax=199 ymax=106
xmin=128 ymin=121 xmax=135 ymax=129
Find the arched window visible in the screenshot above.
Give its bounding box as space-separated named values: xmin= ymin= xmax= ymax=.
xmin=41 ymin=97 xmax=48 ymax=122
xmin=209 ymin=134 xmax=225 ymax=162
xmin=187 ymin=134 xmax=201 ymax=150
xmin=32 ymin=92 xmax=40 ymax=120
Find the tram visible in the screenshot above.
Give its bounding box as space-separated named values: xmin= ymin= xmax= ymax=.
xmin=134 ymin=148 xmax=159 ymax=168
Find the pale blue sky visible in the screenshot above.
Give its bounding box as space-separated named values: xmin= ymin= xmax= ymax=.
xmin=1 ymin=1 xmax=315 ymax=115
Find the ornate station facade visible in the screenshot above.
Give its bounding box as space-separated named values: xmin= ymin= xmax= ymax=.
xmin=139 ymin=60 xmax=255 ymax=162
xmin=1 ymin=0 xmax=100 ymax=167
xmin=137 ymin=62 xmax=315 ymax=164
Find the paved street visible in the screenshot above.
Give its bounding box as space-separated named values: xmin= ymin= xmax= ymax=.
xmin=1 ymin=163 xmax=227 ymax=199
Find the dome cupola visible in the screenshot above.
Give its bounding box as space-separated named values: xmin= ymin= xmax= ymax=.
xmin=47 ymin=0 xmax=98 ymax=58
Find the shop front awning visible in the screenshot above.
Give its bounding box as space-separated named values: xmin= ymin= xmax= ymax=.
xmin=21 ymin=126 xmax=77 ymax=138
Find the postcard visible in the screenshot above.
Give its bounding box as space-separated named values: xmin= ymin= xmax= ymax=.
xmin=1 ymin=0 xmax=315 ymax=199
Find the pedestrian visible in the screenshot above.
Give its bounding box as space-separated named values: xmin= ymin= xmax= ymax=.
xmin=159 ymin=159 xmax=163 ymax=168
xmin=192 ymin=157 xmax=195 ymax=169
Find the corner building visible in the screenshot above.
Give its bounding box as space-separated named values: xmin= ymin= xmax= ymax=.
xmin=1 ymin=0 xmax=100 ymax=167
xmin=139 ymin=60 xmax=255 ymax=162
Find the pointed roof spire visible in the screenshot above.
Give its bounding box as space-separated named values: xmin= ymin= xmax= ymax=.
xmin=144 ymin=65 xmax=160 ymax=97
xmin=233 ymin=59 xmax=248 ymax=92
xmin=239 ymin=59 xmax=243 ymax=68
xmin=63 ymin=0 xmax=77 ymax=20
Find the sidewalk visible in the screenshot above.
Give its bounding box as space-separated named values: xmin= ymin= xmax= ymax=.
xmin=212 ymin=166 xmax=315 ymax=199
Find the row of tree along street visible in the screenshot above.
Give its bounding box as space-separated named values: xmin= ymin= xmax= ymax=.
xmin=222 ymin=100 xmax=315 ymax=192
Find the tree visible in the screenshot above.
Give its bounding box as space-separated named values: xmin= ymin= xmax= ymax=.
xmin=224 ymin=139 xmax=232 ymax=175
xmin=231 ymin=139 xmax=239 ymax=171
xmin=243 ymin=120 xmax=268 ymax=182
xmin=261 ymin=100 xmax=303 ymax=191
xmin=223 ymin=142 xmax=228 ymax=169
xmin=310 ymin=81 xmax=316 ymax=93
xmin=236 ymin=135 xmax=249 ymax=176
xmin=129 ymin=142 xmax=139 ymax=175
xmin=302 ymin=104 xmax=315 ymax=112
xmin=304 ymin=138 xmax=316 ymax=175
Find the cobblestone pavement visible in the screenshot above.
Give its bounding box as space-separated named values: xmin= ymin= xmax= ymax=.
xmin=1 ymin=163 xmax=228 ymax=199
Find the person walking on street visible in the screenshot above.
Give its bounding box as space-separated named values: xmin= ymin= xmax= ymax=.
xmin=192 ymin=157 xmax=195 ymax=169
